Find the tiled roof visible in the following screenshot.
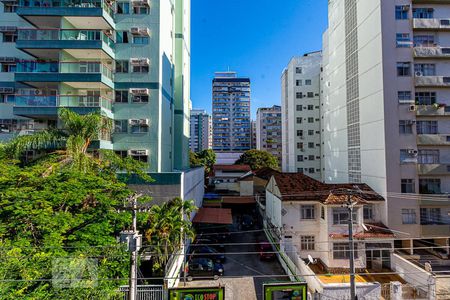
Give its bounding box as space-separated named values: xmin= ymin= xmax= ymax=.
xmin=254 ymin=167 xmax=281 ymax=180
xmin=272 ymin=173 xmax=384 ymax=203
xmin=329 ymin=223 xmax=394 ymax=239
xmin=213 ymin=164 xmax=252 ymax=172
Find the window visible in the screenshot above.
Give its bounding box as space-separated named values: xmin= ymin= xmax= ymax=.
xmin=117 ymin=2 xmax=130 ymax=14
xmin=363 ymin=205 xmax=374 ymax=221
xmin=116 ymin=31 xmax=130 ymax=43
xmin=297 ymin=130 xmax=303 ymax=137
xmin=321 ymin=207 xmax=325 ymax=219
xmin=419 ymin=179 xmax=441 ymax=194
xmin=296 ymin=92 xmax=303 ymax=99
xmin=133 ymin=36 xmax=149 ymax=44
xmin=132 ymin=65 xmax=149 ymax=73
xmin=397 ymin=62 xmax=411 ymax=76
xmin=1 ymin=63 xmax=16 ymax=72
xmin=2 ymin=33 xmax=17 ymax=43
xmin=131 ymin=94 xmax=149 ymax=103
xmin=115 ymin=150 xmax=128 ymax=158
xmin=3 ymin=3 xmax=17 ymax=12
xmin=300 ymin=205 xmax=315 ymax=220
xmin=420 ymin=208 xmax=442 ymax=225
xmin=395 ymin=5 xmax=409 ymax=20
xmin=297 ymin=155 xmax=303 ymax=162
xmin=296 ymin=80 xmax=302 ymax=86
xmin=308 ymin=168 xmax=315 ymax=173
xmin=296 ymin=67 xmax=302 ymax=74
xmin=115 ymin=90 xmax=129 ymax=103
xmin=133 ymin=6 xmax=149 ymax=14
xmin=413 ymin=8 xmax=433 ymax=19
xmin=414 ymin=35 xmax=434 ymax=47
xmin=398 ymin=91 xmax=412 ymax=102
xmin=308 ymin=117 xmax=314 ymax=123
xmin=307 ymin=92 xmax=314 ymax=98
xmin=296 ymin=104 xmax=302 ymax=111
xmin=333 ymin=243 xmax=358 ymax=259
xmin=116 ymin=60 xmax=129 ymax=73
xmin=396 ymin=33 xmax=411 ymax=48
xmin=415 ymin=92 xmax=436 ymax=105
xmin=308 ymin=142 xmax=314 ymax=149
xmin=296 ymin=117 xmax=302 ymax=124
xmin=415 ymin=63 xmax=435 ymax=76
xmin=307 ymin=105 xmax=313 ymax=110
xmin=297 ymin=142 xmax=303 ymax=150
xmin=130 ymin=152 xmax=148 ymax=162
xmin=308 ymin=130 xmax=314 ymax=136
xmin=297 ymin=168 xmax=303 ymax=173
xmin=300 ymin=236 xmax=315 ymax=251
xmin=402 ymin=209 xmax=416 ymax=224
xmin=401 ymin=179 xmax=415 ymax=193
xmin=333 ymin=208 xmax=357 ymax=225
xmin=114 ymin=120 xmax=128 ymax=133
xmin=305 ymin=79 xmax=312 ymax=85
xmin=400 ymin=149 xmax=417 ymax=163
xmin=416 ymin=121 xmax=437 ymax=134
xmin=418 ymin=149 xmax=439 ymax=164
xmin=399 ymin=120 xmax=413 ymax=134
xmin=131 ymin=123 xmax=149 ymax=133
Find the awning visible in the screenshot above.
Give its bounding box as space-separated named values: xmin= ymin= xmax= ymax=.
xmin=192 ymin=208 xmax=232 ymax=225
xmin=222 ymin=196 xmax=255 ymax=204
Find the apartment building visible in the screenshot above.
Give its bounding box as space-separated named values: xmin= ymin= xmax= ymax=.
xmin=250 ymin=119 xmax=256 ymax=149
xmin=281 ymin=52 xmax=322 ymax=180
xmin=256 ymin=105 xmax=282 ymax=163
xmin=322 ymin=0 xmax=450 ymax=254
xmin=0 ymin=0 xmax=190 ymax=172
xmin=212 ymin=71 xmax=251 ymax=152
xmin=189 ymin=109 xmax=211 ymax=153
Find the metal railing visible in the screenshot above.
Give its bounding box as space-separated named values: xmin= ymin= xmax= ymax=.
xmin=119 ymin=285 xmax=165 ymax=300
xmin=14 ymin=95 xmax=112 ymax=111
xmin=18 ymin=0 xmax=114 ymax=17
xmin=15 ymin=61 xmax=114 ymax=80
xmin=17 ymin=29 xmax=115 ymax=48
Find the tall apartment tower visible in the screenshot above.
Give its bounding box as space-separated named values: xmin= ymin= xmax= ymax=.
xmin=189 ymin=109 xmax=211 ymax=153
xmin=281 ymin=52 xmax=322 ymax=180
xmin=322 ymin=0 xmax=450 ymax=245
xmin=0 ymin=0 xmax=190 ymax=172
xmin=256 ymin=105 xmax=282 ymax=164
xmin=212 ymin=72 xmax=251 ymax=152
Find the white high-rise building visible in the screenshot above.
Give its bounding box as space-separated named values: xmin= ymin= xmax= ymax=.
xmin=281 ymin=52 xmax=322 ymax=180
xmin=256 ymin=105 xmax=282 ymax=164
xmin=189 ymin=109 xmax=211 ymax=153
xmin=322 ymin=0 xmax=450 ymax=248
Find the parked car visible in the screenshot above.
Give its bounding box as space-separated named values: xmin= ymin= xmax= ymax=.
xmin=189 ymin=245 xmax=226 ymax=263
xmin=258 ymin=242 xmax=276 ymax=261
xmin=183 ymin=258 xmax=224 ymax=281
xmin=193 ymin=237 xmax=226 ymax=252
xmin=241 ymin=214 xmax=254 ymax=230
xmin=195 ymin=224 xmax=232 ymax=242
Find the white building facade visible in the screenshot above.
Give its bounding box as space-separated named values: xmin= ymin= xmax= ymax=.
xmin=256 ymin=105 xmax=282 ymax=164
xmin=189 ymin=109 xmax=211 ymax=153
xmin=281 ymin=52 xmax=322 ymax=180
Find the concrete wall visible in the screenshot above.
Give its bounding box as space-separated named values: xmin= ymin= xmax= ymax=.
xmin=182 ymin=167 xmax=204 ymax=215
xmin=239 ymin=181 xmax=253 ymax=196
xmin=391 ymin=253 xmax=432 ymax=295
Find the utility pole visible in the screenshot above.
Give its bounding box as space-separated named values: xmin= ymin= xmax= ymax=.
xmin=346 ymin=191 xmax=357 ymax=300
xmin=119 ymin=194 xmax=144 ymax=300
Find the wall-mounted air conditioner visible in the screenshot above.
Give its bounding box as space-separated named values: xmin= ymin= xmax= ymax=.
xmin=129 ymin=88 xmax=149 ymax=95
xmin=128 ymin=149 xmax=149 ymax=156
xmin=415 ymin=71 xmax=423 ymax=77
xmin=0 ymin=87 xmax=14 ymax=94
xmin=0 ymin=57 xmax=15 ymax=63
xmin=407 ymin=149 xmax=418 ymax=156
xmin=0 ymin=26 xmax=17 ymax=32
xmin=409 ymin=105 xmax=417 ymax=112
xmin=130 ymin=58 xmax=150 ymax=65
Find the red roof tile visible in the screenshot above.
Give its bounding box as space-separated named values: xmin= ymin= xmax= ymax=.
xmin=213 ymin=164 xmax=251 ymax=172
xmin=192 ymin=208 xmax=233 ymax=224
xmin=329 ymin=223 xmax=394 ymax=239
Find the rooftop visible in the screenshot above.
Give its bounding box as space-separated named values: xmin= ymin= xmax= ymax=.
xmin=213 ymin=164 xmax=252 ymax=172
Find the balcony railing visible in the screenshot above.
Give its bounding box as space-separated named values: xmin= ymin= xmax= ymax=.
xmin=413 ymin=18 xmax=450 ymax=30
xmin=14 ymin=95 xmax=112 ymax=111
xmin=17 ymin=29 xmax=114 ymax=49
xmin=18 ymin=0 xmax=114 ymax=17
xmin=416 ymin=105 xmax=450 ymax=116
xmin=414 ymin=46 xmax=450 ymax=58
xmin=415 ymin=76 xmax=450 ymax=87
xmin=417 ymin=134 xmax=450 ymax=146
xmin=16 ymin=61 xmax=114 ymax=80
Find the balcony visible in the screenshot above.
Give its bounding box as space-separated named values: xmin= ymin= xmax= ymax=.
xmin=15 ymin=61 xmax=114 ymax=89
xmin=421 ymin=225 xmax=450 ymax=238
xmin=412 ymin=0 xmax=450 ymax=3
xmin=17 ymin=0 xmax=114 ymax=29
xmin=413 ymin=46 xmax=450 ymax=58
xmin=413 ymin=18 xmax=450 ymax=30
xmin=17 ymin=29 xmax=115 ymax=59
xmin=416 ymin=105 xmax=450 ymax=117
xmin=417 ymin=134 xmax=450 ymax=146
xmin=417 ymin=163 xmax=450 ymax=175
xmin=13 ymin=94 xmax=113 ymax=118
xmin=415 ymin=76 xmax=450 ymax=87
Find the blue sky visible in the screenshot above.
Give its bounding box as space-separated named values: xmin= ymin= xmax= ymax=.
xmin=190 ymin=0 xmax=328 ymax=118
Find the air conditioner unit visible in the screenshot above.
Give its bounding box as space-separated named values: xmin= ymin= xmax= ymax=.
xmin=138 ymin=27 xmax=150 ymax=36
xmin=415 ymin=71 xmax=423 ymax=77
xmin=129 ymin=119 xmax=140 ymax=126
xmin=408 ymin=149 xmax=418 ymax=156
xmin=128 ymin=149 xmax=149 ymax=156
xmin=0 ymin=26 xmax=16 ymax=32
xmin=406 ymin=120 xmax=416 ymax=125
xmin=139 ymin=119 xmax=149 ymax=126
xmin=129 ymin=88 xmax=149 ymax=95
xmin=409 ymin=105 xmax=417 ymax=112
xmin=0 ymin=57 xmax=15 ymax=63
xmin=103 ymin=29 xmax=113 ymax=36
xmin=130 ymin=27 xmax=140 ymax=35
xmin=130 ymin=58 xmax=149 ymax=65
xmin=34 ymin=89 xmax=43 ymax=95
xmin=0 ymin=87 xmax=14 ymax=93
xmin=131 ymin=0 xmax=150 ymax=7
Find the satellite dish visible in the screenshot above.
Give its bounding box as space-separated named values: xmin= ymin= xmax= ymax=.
xmin=361 ymin=223 xmax=368 ymax=231
xmin=307 ymin=255 xmax=317 ymax=265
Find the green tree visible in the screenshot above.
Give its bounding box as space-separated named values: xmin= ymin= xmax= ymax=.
xmin=195 ymin=149 xmax=216 ymax=174
xmin=144 ymin=197 xmax=197 ymax=273
xmin=189 ymin=150 xmax=201 ymax=167
xmin=235 ymin=149 xmax=279 ymax=170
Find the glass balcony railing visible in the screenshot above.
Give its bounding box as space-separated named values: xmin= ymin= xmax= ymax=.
xmin=14 ymin=95 xmax=112 ymax=111
xmin=16 ymin=61 xmax=114 ymax=80
xmin=17 ymin=29 xmax=115 ymax=49
xmin=18 ymin=0 xmax=114 ymax=17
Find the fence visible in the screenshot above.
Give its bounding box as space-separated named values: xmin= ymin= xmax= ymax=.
xmin=119 ymin=285 xmax=166 ymax=300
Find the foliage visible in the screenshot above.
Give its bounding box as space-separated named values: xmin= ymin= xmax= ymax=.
xmin=144 ymin=197 xmax=197 ymax=272
xmin=235 ymin=149 xmax=279 ymax=170
xmin=189 ymin=149 xmax=216 ymax=174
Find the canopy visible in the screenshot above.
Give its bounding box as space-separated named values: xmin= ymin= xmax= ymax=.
xmin=192 ymin=208 xmax=233 ymax=225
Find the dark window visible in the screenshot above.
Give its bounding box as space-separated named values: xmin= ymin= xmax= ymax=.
xmin=296 ymin=67 xmax=302 ymax=74
xmin=133 ymin=6 xmax=149 ymax=14
xmin=419 ymin=179 xmax=441 ymax=194
xmin=133 ymin=36 xmax=149 ymax=44
xmin=131 ymin=95 xmax=149 ymax=103
xmin=132 ymin=65 xmax=149 ymax=73
xmin=115 ymin=90 xmax=129 ymax=103
xmin=117 ymin=2 xmax=130 ymax=14
xmin=395 ymin=5 xmax=409 ymax=20
xmin=296 ymin=104 xmax=302 ymax=111
xmin=415 ymin=92 xmax=436 ymax=105
xmin=333 ymin=243 xmax=358 ymax=259
xmin=296 ymin=80 xmax=302 ymax=86
xmin=307 ymin=92 xmax=314 ymax=98
xmin=397 ymin=62 xmax=411 ymax=76
xmin=401 ymin=179 xmax=415 ymax=193
xmin=116 ymin=31 xmax=129 ymax=43
xmin=116 ymin=60 xmax=129 ymax=73
xmin=114 ymin=120 xmax=128 ymax=133
xmin=413 ymin=7 xmax=433 ymax=19
xmin=296 ymin=92 xmax=303 ymax=99
xmin=2 ymin=33 xmax=17 ymax=43
xmin=296 ymin=117 xmax=302 ymax=124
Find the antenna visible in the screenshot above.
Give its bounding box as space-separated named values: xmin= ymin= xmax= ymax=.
xmin=306 ymin=255 xmax=317 ymax=266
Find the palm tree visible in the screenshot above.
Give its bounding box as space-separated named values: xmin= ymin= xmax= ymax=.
xmin=5 ymin=108 xmax=112 ymax=172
